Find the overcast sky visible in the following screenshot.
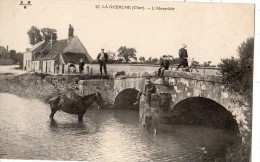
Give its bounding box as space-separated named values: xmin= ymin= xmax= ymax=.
xmin=0 ymin=0 xmax=254 ymax=64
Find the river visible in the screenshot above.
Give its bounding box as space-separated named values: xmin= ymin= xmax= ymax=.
xmin=0 ymin=93 xmax=238 ymax=161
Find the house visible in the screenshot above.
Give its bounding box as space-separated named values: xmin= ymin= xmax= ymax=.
xmin=0 ymin=46 xmax=13 ymax=65
xmin=24 ymin=25 xmax=93 ymax=74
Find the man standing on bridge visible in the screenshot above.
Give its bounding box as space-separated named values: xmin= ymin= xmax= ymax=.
xmin=176 ymin=43 xmax=188 ymax=71
xmin=134 ymin=77 xmax=156 ymax=107
xmin=97 ymin=49 xmax=108 ymax=76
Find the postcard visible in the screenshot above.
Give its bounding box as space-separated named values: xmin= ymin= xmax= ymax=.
xmin=0 ymin=0 xmax=258 ymax=161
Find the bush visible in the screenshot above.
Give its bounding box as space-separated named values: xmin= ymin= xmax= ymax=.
xmin=218 ymin=37 xmax=254 ymax=104
xmin=218 ymin=37 xmax=254 ymax=161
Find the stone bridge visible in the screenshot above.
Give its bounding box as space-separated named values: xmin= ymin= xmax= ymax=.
xmin=78 ymin=70 xmax=250 ymax=136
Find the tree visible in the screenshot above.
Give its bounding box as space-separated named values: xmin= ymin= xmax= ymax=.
xmin=152 ymin=58 xmax=159 ymax=64
xmin=218 ymin=37 xmax=253 ymax=104
xmin=41 ymin=28 xmax=57 ymax=42
xmin=218 ymin=37 xmax=254 ymax=162
xmin=16 ymin=52 xmax=23 ymax=68
xmin=27 ymin=26 xmax=43 ymax=45
xmin=139 ymin=56 xmax=145 ymax=63
xmin=117 ymin=58 xmax=123 ymax=63
xmin=107 ymin=51 xmax=116 ymax=63
xmin=117 ymin=46 xmax=137 ymax=63
xmin=9 ymin=50 xmax=17 ymax=63
xmin=203 ymin=61 xmax=212 ymax=67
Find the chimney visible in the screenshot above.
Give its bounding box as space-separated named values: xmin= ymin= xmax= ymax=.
xmin=68 ymin=24 xmax=74 ymax=43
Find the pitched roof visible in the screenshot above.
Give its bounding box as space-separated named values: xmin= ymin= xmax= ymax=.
xmin=34 ymin=39 xmax=68 ymax=60
xmin=29 ymin=41 xmax=46 ymax=52
xmin=62 ymin=52 xmax=91 ymax=64
xmin=43 ymin=39 xmax=68 ymax=60
xmin=33 ymin=36 xmax=93 ymax=63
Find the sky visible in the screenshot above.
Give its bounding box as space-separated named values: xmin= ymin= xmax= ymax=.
xmin=0 ymin=0 xmax=255 ymax=65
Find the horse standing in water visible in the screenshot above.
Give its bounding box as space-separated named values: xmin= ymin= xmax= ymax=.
xmin=49 ymin=92 xmax=103 ymax=122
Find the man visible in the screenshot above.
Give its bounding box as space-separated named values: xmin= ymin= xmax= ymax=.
xmin=79 ymin=58 xmax=85 ymax=74
xmin=176 ymin=44 xmax=188 ymax=71
xmin=134 ymin=77 xmax=156 ymax=107
xmin=189 ymin=58 xmax=199 ymax=73
xmin=158 ymin=55 xmax=170 ymax=77
xmin=97 ymin=49 xmax=108 ymax=76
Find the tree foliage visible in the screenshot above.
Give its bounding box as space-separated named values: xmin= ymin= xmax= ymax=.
xmin=202 ymin=61 xmax=212 ymax=67
xmin=139 ymin=57 xmax=145 ymax=63
xmin=27 ymin=26 xmax=57 ymax=46
xmin=218 ymin=37 xmax=254 ymax=104
xmin=27 ymin=26 xmax=43 ymax=45
xmin=117 ymin=46 xmax=136 ymax=63
xmin=40 ymin=28 xmax=57 ymax=42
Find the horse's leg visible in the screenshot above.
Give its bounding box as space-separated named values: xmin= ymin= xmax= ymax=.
xmin=49 ymin=103 xmax=59 ymax=120
xmin=78 ymin=114 xmax=84 ymax=122
xmin=49 ymin=109 xmax=58 ymax=120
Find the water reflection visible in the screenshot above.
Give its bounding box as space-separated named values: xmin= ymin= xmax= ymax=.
xmin=0 ymin=93 xmax=238 ymax=161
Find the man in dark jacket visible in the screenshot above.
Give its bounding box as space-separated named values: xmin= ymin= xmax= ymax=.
xmin=134 ymin=77 xmax=156 ymax=107
xmin=176 ymin=44 xmax=188 ymax=71
xmin=97 ymin=49 xmax=108 ymax=76
xmin=158 ymin=55 xmax=170 ymax=77
xmin=79 ymin=58 xmax=85 ymax=74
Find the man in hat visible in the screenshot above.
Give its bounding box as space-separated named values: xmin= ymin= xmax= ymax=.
xmin=97 ymin=49 xmax=108 ymax=76
xmin=79 ymin=58 xmax=85 ymax=74
xmin=134 ymin=77 xmax=156 ymax=107
xmin=158 ymin=55 xmax=170 ymax=77
xmin=176 ymin=44 xmax=188 ymax=71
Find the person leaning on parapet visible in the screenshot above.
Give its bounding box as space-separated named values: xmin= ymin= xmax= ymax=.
xmin=79 ymin=58 xmax=85 ymax=74
xmin=158 ymin=55 xmax=170 ymax=78
xmin=133 ymin=77 xmax=156 ymax=107
xmin=97 ymin=49 xmax=108 ymax=76
xmin=176 ymin=43 xmax=188 ymax=71
xmin=189 ymin=58 xmax=199 ymax=73
xmin=69 ymin=63 xmax=76 ymax=74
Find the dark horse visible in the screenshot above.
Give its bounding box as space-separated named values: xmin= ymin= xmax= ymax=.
xmin=49 ymin=92 xmax=103 ymax=122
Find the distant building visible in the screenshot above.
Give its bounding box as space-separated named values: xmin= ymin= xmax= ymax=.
xmin=23 ymin=25 xmax=93 ymax=73
xmin=0 ymin=46 xmax=13 ymax=65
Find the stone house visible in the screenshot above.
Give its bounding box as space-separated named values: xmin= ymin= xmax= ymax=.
xmin=24 ymin=25 xmax=93 ymax=74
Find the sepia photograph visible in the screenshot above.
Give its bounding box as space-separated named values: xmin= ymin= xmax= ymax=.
xmin=0 ymin=0 xmax=258 ymax=161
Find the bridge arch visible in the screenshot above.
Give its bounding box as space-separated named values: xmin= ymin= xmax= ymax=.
xmin=170 ymin=97 xmax=239 ymax=133
xmin=114 ymin=88 xmax=139 ymax=110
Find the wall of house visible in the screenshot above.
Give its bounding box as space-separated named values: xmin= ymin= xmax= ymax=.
xmin=31 ymin=61 xmax=41 ymax=72
xmin=45 ymin=60 xmax=55 ymax=73
xmin=23 ymin=51 xmax=32 ymax=71
xmin=42 ymin=61 xmax=47 ymax=73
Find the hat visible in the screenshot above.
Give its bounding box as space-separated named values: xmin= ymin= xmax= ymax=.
xmin=163 ymin=55 xmax=167 ymax=57
xmin=182 ymin=43 xmax=187 ymax=48
xmin=101 ymin=48 xmax=104 ymax=50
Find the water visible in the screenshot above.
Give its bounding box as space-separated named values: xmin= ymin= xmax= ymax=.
xmin=0 ymin=93 xmax=236 ymax=161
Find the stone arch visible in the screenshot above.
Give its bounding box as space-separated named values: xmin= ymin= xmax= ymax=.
xmin=170 ymin=97 xmax=239 ymax=132
xmin=114 ymin=88 xmax=139 ymax=110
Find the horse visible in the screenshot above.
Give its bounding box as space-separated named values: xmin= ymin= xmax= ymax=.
xmin=49 ymin=92 xmax=103 ymax=122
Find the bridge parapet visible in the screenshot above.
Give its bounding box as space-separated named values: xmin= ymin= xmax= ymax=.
xmin=163 ymin=70 xmax=223 ymax=83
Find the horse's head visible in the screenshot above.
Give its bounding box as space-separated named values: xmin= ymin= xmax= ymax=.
xmin=95 ymin=92 xmax=103 ymax=109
